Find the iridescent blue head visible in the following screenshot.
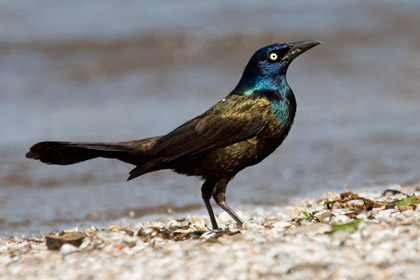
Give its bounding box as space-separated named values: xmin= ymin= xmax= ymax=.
xmin=233 ymin=41 xmax=321 ymax=95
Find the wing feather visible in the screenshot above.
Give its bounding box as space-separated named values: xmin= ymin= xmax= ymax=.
xmin=128 ymin=95 xmax=271 ymax=180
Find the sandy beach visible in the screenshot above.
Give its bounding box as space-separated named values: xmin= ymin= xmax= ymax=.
xmin=1 ymin=183 xmax=419 ymax=280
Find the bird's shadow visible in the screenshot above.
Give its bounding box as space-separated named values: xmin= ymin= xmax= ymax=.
xmin=137 ymin=224 xmax=241 ymax=242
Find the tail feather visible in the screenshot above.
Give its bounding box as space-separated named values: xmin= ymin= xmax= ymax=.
xmin=26 ymin=141 xmax=136 ymax=165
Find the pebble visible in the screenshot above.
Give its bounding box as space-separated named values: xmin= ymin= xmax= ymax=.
xmin=326 ymin=190 xmax=340 ymax=201
xmin=331 ymin=213 xmax=351 ymax=225
xmin=315 ymin=209 xmax=331 ymax=223
xmin=376 ymin=209 xmax=397 ymax=222
xmin=60 ymin=244 xmax=79 ymax=255
xmin=272 ymin=221 xmax=292 ymax=228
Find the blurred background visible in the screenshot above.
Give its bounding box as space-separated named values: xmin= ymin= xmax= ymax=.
xmin=1 ymin=0 xmax=419 ymax=235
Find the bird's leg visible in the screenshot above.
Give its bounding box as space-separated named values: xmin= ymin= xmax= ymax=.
xmin=213 ymin=179 xmax=244 ymax=228
xmin=201 ymin=180 xmax=219 ymax=230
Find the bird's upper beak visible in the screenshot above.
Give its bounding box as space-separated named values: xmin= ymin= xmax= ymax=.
xmin=284 ymin=40 xmax=322 ymax=63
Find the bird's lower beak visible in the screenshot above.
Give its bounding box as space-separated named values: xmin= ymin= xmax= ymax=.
xmin=284 ymin=40 xmax=322 ymax=63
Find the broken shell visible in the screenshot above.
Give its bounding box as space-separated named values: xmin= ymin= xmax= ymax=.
xmin=315 ymin=210 xmax=331 ymax=223
xmin=326 ymin=190 xmax=340 ymax=201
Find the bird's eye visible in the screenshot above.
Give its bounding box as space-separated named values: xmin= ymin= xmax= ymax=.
xmin=268 ymin=52 xmax=279 ymax=62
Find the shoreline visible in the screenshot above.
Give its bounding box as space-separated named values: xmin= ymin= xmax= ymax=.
xmin=1 ymin=184 xmax=420 ymax=280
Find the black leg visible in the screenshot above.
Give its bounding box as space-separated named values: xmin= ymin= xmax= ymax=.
xmin=212 ymin=178 xmax=244 ymax=228
xmin=201 ymin=180 xmax=219 ymax=230
xmin=218 ymin=202 xmax=244 ymax=228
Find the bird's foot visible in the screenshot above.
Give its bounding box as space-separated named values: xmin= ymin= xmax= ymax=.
xmin=200 ymin=228 xmax=241 ymax=241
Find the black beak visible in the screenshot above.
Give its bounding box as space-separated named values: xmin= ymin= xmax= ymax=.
xmin=284 ymin=40 xmax=322 ymax=63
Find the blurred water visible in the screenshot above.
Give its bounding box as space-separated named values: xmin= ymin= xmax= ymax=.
xmin=1 ymin=0 xmax=420 ymax=235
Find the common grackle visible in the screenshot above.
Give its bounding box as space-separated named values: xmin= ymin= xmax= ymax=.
xmin=26 ymin=41 xmax=321 ymax=230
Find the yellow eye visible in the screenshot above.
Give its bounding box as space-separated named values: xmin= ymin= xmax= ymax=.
xmin=269 ymin=52 xmax=278 ymax=61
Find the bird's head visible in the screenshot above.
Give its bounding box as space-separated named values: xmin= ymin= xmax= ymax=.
xmin=233 ymin=41 xmax=321 ymax=94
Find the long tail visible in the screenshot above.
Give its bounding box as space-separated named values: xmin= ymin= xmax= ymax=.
xmin=26 ymin=141 xmax=149 ymax=166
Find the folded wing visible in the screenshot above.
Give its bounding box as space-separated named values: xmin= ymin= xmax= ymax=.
xmin=128 ymin=97 xmax=270 ymax=180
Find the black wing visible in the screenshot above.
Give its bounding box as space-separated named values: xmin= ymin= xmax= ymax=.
xmin=128 ymin=96 xmax=271 ymax=180
xmin=153 ymin=113 xmax=266 ymax=159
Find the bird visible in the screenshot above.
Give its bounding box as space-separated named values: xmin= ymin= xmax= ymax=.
xmin=26 ymin=40 xmax=321 ymax=230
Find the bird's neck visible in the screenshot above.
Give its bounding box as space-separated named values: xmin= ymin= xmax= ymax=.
xmin=233 ymin=75 xmax=296 ymax=123
xmin=234 ymin=75 xmax=291 ymax=98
